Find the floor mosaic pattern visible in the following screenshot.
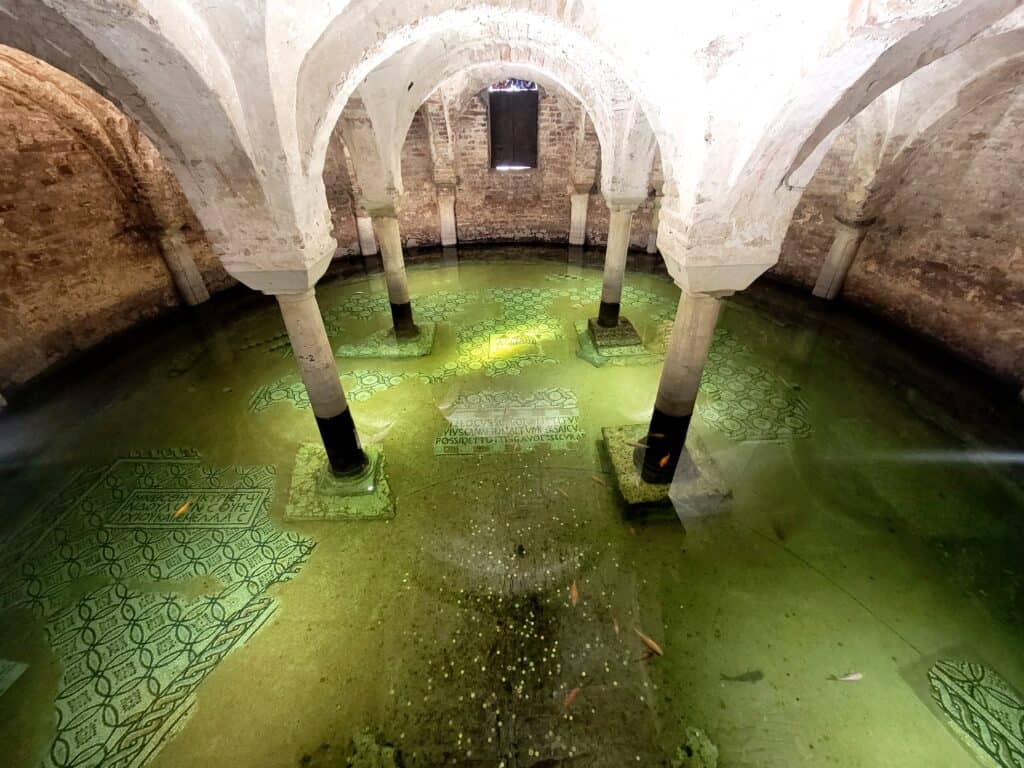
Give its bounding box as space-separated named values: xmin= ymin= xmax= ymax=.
xmin=929 ymin=659 xmax=1024 ymax=768
xmin=699 ymin=329 xmax=813 ymax=442
xmin=434 ymin=387 xmax=584 ymax=455
xmin=246 ymin=274 xmax=813 ymax=446
xmin=0 ymin=451 xmax=314 ymax=768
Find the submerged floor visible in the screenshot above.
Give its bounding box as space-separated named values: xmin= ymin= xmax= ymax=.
xmin=1 ymin=246 xmax=1023 ymax=767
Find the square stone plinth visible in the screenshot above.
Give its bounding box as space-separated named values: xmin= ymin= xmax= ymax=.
xmin=602 ymin=424 xmax=731 ymax=517
xmin=286 ymin=444 xmax=395 ymax=521
xmin=588 ymin=316 xmax=643 ymax=348
xmin=335 ymin=322 xmax=435 ymax=359
xmin=575 ymin=321 xmax=660 ymax=368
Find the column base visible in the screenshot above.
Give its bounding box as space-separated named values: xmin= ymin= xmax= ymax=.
xmin=602 ymin=424 xmax=730 ymax=517
xmin=316 ymin=409 xmax=369 ymax=477
xmin=575 ymin=320 xmax=658 ymax=368
xmin=335 ymin=321 xmax=436 ymax=359
xmin=636 ymin=407 xmax=689 ymax=483
xmin=597 ymin=301 xmax=621 ymax=328
xmin=390 ymin=302 xmax=420 ymax=340
xmin=285 ymin=443 xmax=394 ymax=521
xmin=587 ymin=316 xmax=643 ymax=348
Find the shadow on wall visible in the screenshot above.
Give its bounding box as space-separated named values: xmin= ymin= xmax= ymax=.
xmin=0 ymin=45 xmax=233 ymax=394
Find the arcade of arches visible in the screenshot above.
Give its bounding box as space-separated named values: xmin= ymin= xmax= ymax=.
xmin=0 ymin=3 xmax=1023 ymax=767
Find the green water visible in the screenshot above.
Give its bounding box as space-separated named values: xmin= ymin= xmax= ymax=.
xmin=1 ymin=246 xmax=1022 ymax=767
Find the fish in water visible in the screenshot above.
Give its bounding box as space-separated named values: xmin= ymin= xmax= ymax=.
xmin=634 ymin=628 xmax=664 ymax=656
xmin=613 ymin=617 xmax=620 ymax=635
xmin=625 ymin=440 xmax=647 ymax=449
xmin=591 ymin=474 xmax=607 ymax=486
xmin=830 ymin=672 xmax=863 ymax=682
xmin=720 ymin=670 xmax=764 ymax=683
xmin=658 ymin=454 xmax=671 ymax=468
xmin=173 ymin=498 xmax=193 ymax=518
xmin=564 ymin=687 xmax=581 ymax=708
xmin=569 ymin=580 xmax=579 ymax=607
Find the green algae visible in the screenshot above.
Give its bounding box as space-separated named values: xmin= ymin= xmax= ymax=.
xmin=0 ymin=246 xmax=1022 ymax=768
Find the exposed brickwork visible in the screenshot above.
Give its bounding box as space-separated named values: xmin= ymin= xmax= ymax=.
xmin=398 ymin=110 xmax=440 ymax=247
xmin=775 ymin=86 xmax=1024 ymax=384
xmin=0 ymin=53 xmax=231 ymax=391
xmin=325 ymin=81 xmax=657 ymax=250
xmin=322 ymin=134 xmax=360 ymax=255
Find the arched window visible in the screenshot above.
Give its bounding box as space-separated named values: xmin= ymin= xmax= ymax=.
xmin=488 ymin=80 xmax=538 ymax=170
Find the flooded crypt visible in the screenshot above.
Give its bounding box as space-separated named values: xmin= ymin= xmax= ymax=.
xmin=1 ymin=2 xmax=1024 ymax=767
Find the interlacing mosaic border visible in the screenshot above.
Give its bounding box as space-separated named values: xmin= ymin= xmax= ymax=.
xmin=0 ymin=451 xmax=314 ymax=768
xmin=929 ymin=659 xmax=1024 ymax=768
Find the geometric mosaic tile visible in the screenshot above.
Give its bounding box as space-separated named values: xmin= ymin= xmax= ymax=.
xmin=698 ymin=328 xmax=812 ymax=442
xmin=0 ymin=453 xmax=314 ymax=768
xmin=929 ymin=659 xmax=1024 ymax=768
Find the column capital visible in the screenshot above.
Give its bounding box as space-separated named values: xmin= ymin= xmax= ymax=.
xmin=605 ymin=197 xmax=644 ymax=214
xmin=363 ymin=198 xmax=400 ymax=218
xmin=273 ymin=287 xmax=317 ymax=303
xmin=834 ymin=211 xmax=876 ymax=230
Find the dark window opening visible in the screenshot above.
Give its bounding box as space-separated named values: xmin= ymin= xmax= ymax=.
xmin=489 ymin=80 xmax=538 ymax=170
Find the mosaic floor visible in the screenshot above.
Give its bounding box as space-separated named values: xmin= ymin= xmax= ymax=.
xmin=1 ymin=249 xmax=1023 ymax=768
xmin=0 ymin=450 xmax=313 ymax=767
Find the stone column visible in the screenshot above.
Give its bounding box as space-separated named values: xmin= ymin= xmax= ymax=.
xmin=372 ymin=215 xmax=419 ymax=338
xmin=437 ymin=187 xmax=457 ymax=246
xmin=597 ymin=203 xmax=636 ymax=327
xmin=569 ymin=192 xmax=589 ymax=246
xmin=159 ymin=230 xmax=210 ymax=305
xmin=276 ymin=290 xmax=368 ymax=476
xmin=812 ymin=216 xmax=871 ymax=300
xmin=638 ymin=291 xmax=722 ymax=483
xmin=646 ymin=197 xmax=661 ymax=255
xmin=356 ymin=215 xmax=378 ymax=256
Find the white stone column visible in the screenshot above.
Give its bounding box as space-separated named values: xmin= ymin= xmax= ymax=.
xmin=372 ymin=214 xmax=418 ymax=337
xmin=159 ymin=230 xmax=210 ymax=305
xmin=640 ymin=291 xmax=722 ymax=483
xmin=812 ymin=217 xmax=871 ymax=300
xmin=646 ymin=197 xmax=662 ymax=255
xmin=597 ymin=203 xmax=636 ymax=327
xmin=356 ymin=215 xmax=378 ymax=256
xmin=276 ymin=289 xmax=367 ymax=475
xmin=569 ymin=192 xmax=589 ymax=246
xmin=437 ymin=187 xmax=457 ymax=246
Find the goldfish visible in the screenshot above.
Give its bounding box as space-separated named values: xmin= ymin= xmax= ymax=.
xmin=569 ymin=580 xmax=579 ymax=607
xmin=564 ymin=687 xmax=581 ymax=708
xmin=634 ymin=627 xmax=664 ymax=657
xmin=173 ymin=498 xmax=193 ymax=518
xmin=833 ymin=672 xmax=863 ymax=682
xmin=591 ymin=474 xmax=606 ymax=486
xmin=658 ymin=454 xmax=671 ymax=468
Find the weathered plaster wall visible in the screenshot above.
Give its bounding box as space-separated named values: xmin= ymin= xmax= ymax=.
xmin=775 ymin=85 xmax=1024 ymax=384
xmin=0 ymin=70 xmax=231 ymax=391
xmin=325 ymin=82 xmax=657 ymax=250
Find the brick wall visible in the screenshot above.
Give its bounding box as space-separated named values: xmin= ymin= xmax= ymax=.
xmin=325 ymin=81 xmax=657 ymax=251
xmin=775 ymin=85 xmax=1024 ymax=384
xmin=0 ymin=53 xmax=232 ymax=391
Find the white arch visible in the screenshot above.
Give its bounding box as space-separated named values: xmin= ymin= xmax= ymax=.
xmin=299 ymin=7 xmax=661 ymax=202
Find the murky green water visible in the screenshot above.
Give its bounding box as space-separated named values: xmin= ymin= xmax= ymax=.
xmin=1 ymin=246 xmax=1022 ymax=767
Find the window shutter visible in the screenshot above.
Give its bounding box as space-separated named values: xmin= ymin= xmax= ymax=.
xmin=489 ymin=90 xmax=538 ymax=169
